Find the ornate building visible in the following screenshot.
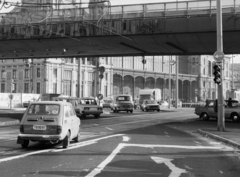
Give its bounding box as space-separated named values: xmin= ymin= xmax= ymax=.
xmin=0 ymin=55 xmax=231 ymax=103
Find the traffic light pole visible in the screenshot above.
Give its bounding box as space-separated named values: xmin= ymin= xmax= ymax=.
xmin=217 ymin=0 xmax=225 ymax=131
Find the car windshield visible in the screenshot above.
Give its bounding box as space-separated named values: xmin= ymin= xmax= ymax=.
xmin=80 ymin=99 xmax=97 ymax=105
xmin=117 ymin=96 xmax=131 ymax=101
xmin=28 ymin=104 xmax=60 ymax=115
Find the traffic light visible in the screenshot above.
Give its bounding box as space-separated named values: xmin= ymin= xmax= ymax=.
xmin=99 ymin=66 xmax=105 ymax=79
xmin=213 ymin=64 xmax=221 ymax=85
xmin=25 ymin=62 xmax=30 ymax=67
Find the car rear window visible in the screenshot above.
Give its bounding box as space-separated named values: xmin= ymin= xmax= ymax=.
xmin=117 ymin=96 xmax=130 ymax=101
xmin=80 ymin=99 xmax=97 ymax=105
xmin=28 ymin=104 xmax=60 ymax=115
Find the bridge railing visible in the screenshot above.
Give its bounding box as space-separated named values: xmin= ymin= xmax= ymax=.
xmin=0 ymin=0 xmax=240 ymax=39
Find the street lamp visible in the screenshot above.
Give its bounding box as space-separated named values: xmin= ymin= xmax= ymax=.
xmin=168 ymin=57 xmax=176 ymax=109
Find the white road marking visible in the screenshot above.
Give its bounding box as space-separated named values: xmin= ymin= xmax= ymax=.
xmin=0 ymin=134 xmax=125 ymax=163
xmin=105 ymin=127 xmax=113 ymax=131
xmin=194 ymin=141 xmax=201 ymax=145
xmin=122 ymin=136 xmax=130 ymax=142
xmin=86 ymin=143 xmax=225 ymax=177
xmin=164 ymin=132 xmax=169 ymax=135
xmin=151 ymin=156 xmax=187 ymax=177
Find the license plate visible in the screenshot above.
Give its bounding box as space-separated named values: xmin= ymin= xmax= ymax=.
xmin=33 ymin=125 xmax=47 ymax=130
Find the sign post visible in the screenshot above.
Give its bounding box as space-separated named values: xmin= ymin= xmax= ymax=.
xmin=97 ymin=93 xmax=103 ymax=106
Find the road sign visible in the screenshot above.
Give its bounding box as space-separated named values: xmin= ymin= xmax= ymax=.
xmin=9 ymin=94 xmax=13 ymax=100
xmin=213 ymin=51 xmax=224 ymax=61
xmin=97 ymin=94 xmax=103 ymax=100
xmin=99 ymin=74 xmax=104 ymax=79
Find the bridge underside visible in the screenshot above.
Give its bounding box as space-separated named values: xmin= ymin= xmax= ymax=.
xmin=0 ymin=30 xmax=239 ymax=59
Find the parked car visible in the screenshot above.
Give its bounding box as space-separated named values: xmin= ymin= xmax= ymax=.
xmin=111 ymin=94 xmax=134 ymax=113
xmin=23 ymin=99 xmax=35 ymax=108
xmin=76 ymin=97 xmax=103 ymax=118
xmin=159 ymin=100 xmax=169 ymax=107
xmin=17 ymin=101 xmax=81 ymax=149
xmin=141 ymin=99 xmax=160 ymax=112
xmin=194 ymin=99 xmax=240 ymax=122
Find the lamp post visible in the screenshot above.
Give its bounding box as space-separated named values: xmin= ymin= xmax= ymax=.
xmin=168 ymin=56 xmax=176 ymax=109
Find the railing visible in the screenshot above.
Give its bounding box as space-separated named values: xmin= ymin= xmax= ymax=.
xmin=0 ymin=0 xmax=240 ymax=39
xmin=0 ymin=0 xmax=240 ymax=25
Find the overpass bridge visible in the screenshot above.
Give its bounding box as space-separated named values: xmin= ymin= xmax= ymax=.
xmin=0 ymin=0 xmax=240 ymax=59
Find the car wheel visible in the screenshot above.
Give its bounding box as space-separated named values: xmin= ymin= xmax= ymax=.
xmin=21 ymin=140 xmax=29 ymax=148
xmin=231 ymin=113 xmax=240 ymax=122
xmin=127 ymin=111 xmax=129 ymax=113
xmin=73 ymin=128 xmax=81 ymax=142
xmin=200 ymin=113 xmax=209 ymax=121
xmin=94 ymin=114 xmax=100 ymax=118
xmin=130 ymin=110 xmax=133 ymax=113
xmin=63 ymin=131 xmax=71 ymax=148
xmin=157 ymin=109 xmax=160 ymax=112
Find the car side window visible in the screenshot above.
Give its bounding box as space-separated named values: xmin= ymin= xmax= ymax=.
xmin=70 ymin=105 xmax=76 ymax=116
xmin=64 ymin=105 xmax=70 ymax=118
xmin=208 ymin=102 xmax=214 ymax=107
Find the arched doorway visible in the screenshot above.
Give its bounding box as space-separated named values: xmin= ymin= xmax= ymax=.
xmin=135 ymin=76 xmax=144 ymax=99
xmin=113 ymin=74 xmax=122 ymax=95
xmin=123 ymin=75 xmax=134 ymax=96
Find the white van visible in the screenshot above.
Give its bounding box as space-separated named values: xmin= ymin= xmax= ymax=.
xmin=111 ymin=94 xmax=134 ymax=113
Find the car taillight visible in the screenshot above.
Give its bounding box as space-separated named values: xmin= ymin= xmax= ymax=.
xmin=20 ymin=125 xmax=24 ymax=133
xmin=57 ymin=126 xmax=62 ymax=134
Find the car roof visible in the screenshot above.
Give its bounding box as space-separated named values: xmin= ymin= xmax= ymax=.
xmin=115 ymin=94 xmax=132 ymax=97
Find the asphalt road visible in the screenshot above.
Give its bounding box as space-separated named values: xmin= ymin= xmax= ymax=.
xmin=0 ymin=109 xmax=240 ymax=177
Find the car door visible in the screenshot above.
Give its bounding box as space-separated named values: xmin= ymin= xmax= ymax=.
xmin=63 ymin=105 xmax=72 ymax=137
xmin=69 ymin=105 xmax=79 ymax=137
xmin=208 ymin=101 xmax=217 ymax=118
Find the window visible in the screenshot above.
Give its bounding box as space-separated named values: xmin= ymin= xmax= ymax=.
xmin=37 ymin=83 xmax=40 ymax=94
xmin=1 ymin=70 xmax=6 ymax=79
xmin=1 ymin=83 xmax=5 ymax=93
xmin=37 ymin=68 xmax=41 ymax=78
xmin=53 ymin=83 xmax=57 ymax=93
xmin=12 ymin=83 xmax=17 ymax=93
xmin=105 ymin=73 xmax=108 ymax=81
xmin=25 ymin=69 xmax=29 ymax=78
xmin=13 ymin=70 xmax=17 ymax=79
xmin=64 ymin=106 xmax=70 ymax=117
xmin=24 ymin=83 xmax=29 ymax=93
xmin=53 ymin=68 xmax=57 ymax=78
xmin=64 ymin=70 xmax=72 ymax=80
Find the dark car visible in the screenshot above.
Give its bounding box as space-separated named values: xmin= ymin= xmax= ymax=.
xmin=141 ymin=99 xmax=160 ymax=112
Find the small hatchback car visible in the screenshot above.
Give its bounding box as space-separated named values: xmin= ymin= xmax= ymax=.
xmin=17 ymin=101 xmax=81 ymax=149
xmin=141 ymin=99 xmax=160 ymax=112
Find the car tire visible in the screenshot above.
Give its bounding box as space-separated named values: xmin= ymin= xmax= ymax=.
xmin=21 ymin=140 xmax=29 ymax=148
xmin=200 ymin=113 xmax=209 ymax=121
xmin=130 ymin=110 xmax=133 ymax=113
xmin=94 ymin=114 xmax=100 ymax=118
xmin=157 ymin=109 xmax=160 ymax=112
xmin=231 ymin=113 xmax=240 ymax=122
xmin=63 ymin=131 xmax=71 ymax=148
xmin=73 ymin=128 xmax=81 ymax=142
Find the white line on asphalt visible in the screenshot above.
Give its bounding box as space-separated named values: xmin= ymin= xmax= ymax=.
xmin=0 ymin=134 xmax=125 ymax=163
xmin=86 ymin=143 xmax=225 ymax=177
xmin=122 ymin=136 xmax=130 ymax=142
xmin=105 ymin=127 xmax=113 ymax=131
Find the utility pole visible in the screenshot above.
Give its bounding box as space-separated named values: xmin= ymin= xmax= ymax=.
xmin=216 ymin=0 xmax=225 ymax=131
xmin=168 ymin=57 xmax=171 ymax=109
xmin=232 ymin=55 xmax=235 ymax=91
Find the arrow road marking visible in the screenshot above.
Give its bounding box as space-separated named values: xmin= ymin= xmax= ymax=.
xmin=151 ymin=156 xmax=187 ymax=177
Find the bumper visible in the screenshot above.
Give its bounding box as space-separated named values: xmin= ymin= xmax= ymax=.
xmin=116 ymin=108 xmax=133 ymax=111
xmin=17 ymin=133 xmax=64 ymax=144
xmin=77 ymin=110 xmax=103 ymax=116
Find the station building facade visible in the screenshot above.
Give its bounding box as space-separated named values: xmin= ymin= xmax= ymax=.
xmin=0 ymin=55 xmax=231 ymax=103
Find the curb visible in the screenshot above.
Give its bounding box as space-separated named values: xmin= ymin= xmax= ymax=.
xmin=197 ymin=129 xmax=240 ymax=149
xmin=0 ymin=120 xmax=20 ymax=127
